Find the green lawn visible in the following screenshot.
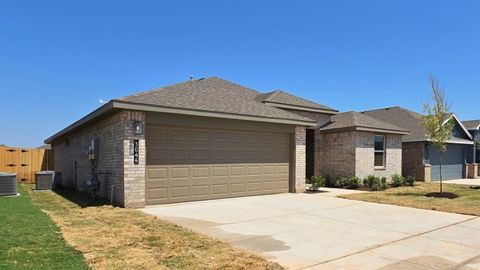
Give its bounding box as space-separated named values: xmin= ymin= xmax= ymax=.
xmin=0 ymin=185 xmax=89 ymax=270
xmin=340 ymin=182 xmax=480 ymax=216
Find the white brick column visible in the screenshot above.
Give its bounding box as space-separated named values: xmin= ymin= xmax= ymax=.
xmin=294 ymin=126 xmax=306 ymax=192
xmin=123 ymin=111 xmax=146 ymax=208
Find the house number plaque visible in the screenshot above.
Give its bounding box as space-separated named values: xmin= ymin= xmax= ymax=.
xmin=133 ymin=140 xmax=139 ymax=165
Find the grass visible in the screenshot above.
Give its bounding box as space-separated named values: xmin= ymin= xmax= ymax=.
xmin=0 ymin=185 xmax=89 ymax=270
xmin=25 ymin=185 xmax=283 ymax=270
xmin=340 ymin=182 xmax=480 ymax=216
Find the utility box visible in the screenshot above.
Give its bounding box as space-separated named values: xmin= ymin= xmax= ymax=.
xmin=35 ymin=171 xmax=55 ymax=190
xmin=0 ymin=172 xmax=17 ymax=196
xmin=88 ymin=138 xmax=99 ymax=160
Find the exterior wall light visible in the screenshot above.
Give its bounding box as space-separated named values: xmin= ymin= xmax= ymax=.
xmin=133 ymin=121 xmax=144 ymax=135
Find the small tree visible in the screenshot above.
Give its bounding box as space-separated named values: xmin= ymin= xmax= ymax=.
xmin=420 ymin=76 xmax=455 ymax=194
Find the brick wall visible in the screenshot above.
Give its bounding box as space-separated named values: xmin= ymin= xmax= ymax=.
xmin=402 ymin=142 xmax=430 ymax=181
xmin=355 ymin=132 xmax=402 ymax=181
xmin=316 ymin=130 xmax=403 ymax=181
xmin=316 ymin=131 xmax=356 ymax=179
xmin=294 ymin=126 xmax=306 ymax=192
xmin=51 ymin=110 xmax=145 ymax=207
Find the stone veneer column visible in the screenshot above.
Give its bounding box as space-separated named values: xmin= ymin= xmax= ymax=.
xmin=122 ymin=111 xmax=146 ymax=208
xmin=294 ymin=126 xmax=306 ymax=193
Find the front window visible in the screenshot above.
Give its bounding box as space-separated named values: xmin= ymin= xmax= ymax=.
xmin=374 ymin=135 xmax=385 ymax=167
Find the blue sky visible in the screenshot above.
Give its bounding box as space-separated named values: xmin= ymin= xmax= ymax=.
xmin=1 ymin=0 xmax=479 ymax=147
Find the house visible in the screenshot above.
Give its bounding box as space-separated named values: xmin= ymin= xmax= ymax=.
xmin=363 ymin=107 xmax=474 ymax=181
xmin=45 ymin=77 xmax=406 ymax=207
xmin=317 ymin=112 xmax=408 ymax=180
xmin=463 ymin=120 xmax=480 ymax=178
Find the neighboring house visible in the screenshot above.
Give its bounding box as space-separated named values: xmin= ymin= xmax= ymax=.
xmin=45 ymin=77 xmax=406 ymax=207
xmin=363 ymin=107 xmax=474 ymax=181
xmin=463 ymin=119 xmax=480 ymax=165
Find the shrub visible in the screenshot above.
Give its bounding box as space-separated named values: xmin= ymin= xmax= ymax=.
xmin=405 ymin=175 xmax=415 ymax=186
xmin=325 ymin=174 xmax=335 ymax=187
xmin=336 ymin=177 xmax=349 ymax=188
xmin=381 ymin=177 xmax=388 ymax=189
xmin=392 ymin=174 xmax=405 ymax=187
xmin=342 ymin=176 xmax=361 ymax=189
xmin=363 ymin=175 xmax=377 ymax=188
xmin=308 ymin=176 xmax=326 ymax=191
xmin=363 ymin=175 xmax=387 ymax=191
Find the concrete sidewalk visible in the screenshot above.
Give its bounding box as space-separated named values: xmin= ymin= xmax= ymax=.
xmin=444 ymin=178 xmax=480 ymax=186
xmin=142 ymin=189 xmax=480 ymax=270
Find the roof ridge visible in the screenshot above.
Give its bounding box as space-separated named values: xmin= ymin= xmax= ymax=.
xmin=118 ymin=79 xmax=194 ymax=101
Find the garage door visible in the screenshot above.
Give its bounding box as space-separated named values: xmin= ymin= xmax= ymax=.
xmin=145 ymin=125 xmax=291 ymax=205
xmin=430 ymin=144 xmax=465 ymax=181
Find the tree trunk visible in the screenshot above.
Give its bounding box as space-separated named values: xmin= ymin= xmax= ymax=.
xmin=439 ymin=151 xmax=443 ymax=194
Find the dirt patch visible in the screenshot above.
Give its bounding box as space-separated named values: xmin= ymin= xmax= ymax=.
xmin=26 ymin=186 xmax=284 ymax=270
xmin=425 ymin=192 xmax=458 ymax=199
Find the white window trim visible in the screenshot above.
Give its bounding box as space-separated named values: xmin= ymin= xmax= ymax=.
xmin=374 ymin=134 xmax=386 ymax=169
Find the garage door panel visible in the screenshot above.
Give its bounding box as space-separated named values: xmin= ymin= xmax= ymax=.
xmin=263 ymin=181 xmax=276 ymax=190
xmin=147 ymin=167 xmax=168 ymax=179
xmin=247 ymin=182 xmax=261 ymax=192
xmin=192 ymin=185 xmax=210 ymax=196
xmin=148 ymin=188 xmax=168 ymax=200
xmin=192 ymin=166 xmax=209 ymax=178
xmin=430 ymin=144 xmax=465 ymax=181
xmin=170 ymin=167 xmax=189 ymax=179
xmin=231 ymin=183 xmax=246 ymax=193
xmin=146 ymin=125 xmax=290 ymax=205
xmin=191 ymin=130 xmax=210 ymax=141
xmin=212 ymin=184 xmax=228 ymax=195
xmin=277 ymin=181 xmax=289 ymax=189
xmin=212 ymin=166 xmax=228 ymax=177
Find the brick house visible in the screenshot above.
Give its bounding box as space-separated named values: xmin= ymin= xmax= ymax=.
xmin=46 ymin=77 xmax=407 ymax=207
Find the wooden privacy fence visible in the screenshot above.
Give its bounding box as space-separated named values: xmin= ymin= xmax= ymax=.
xmin=0 ymin=145 xmax=54 ymax=183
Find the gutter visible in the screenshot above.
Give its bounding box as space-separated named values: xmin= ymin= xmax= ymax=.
xmin=320 ymin=126 xmax=410 ymax=135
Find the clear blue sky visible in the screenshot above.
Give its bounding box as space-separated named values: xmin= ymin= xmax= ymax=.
xmin=1 ymin=0 xmax=479 ymax=147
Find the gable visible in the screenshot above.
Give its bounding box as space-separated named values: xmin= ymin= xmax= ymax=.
xmin=451 ymin=122 xmax=470 ymax=140
xmin=447 ymin=114 xmax=473 ymax=141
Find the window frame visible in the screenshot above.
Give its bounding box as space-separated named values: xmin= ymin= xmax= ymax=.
xmin=374 ymin=134 xmax=386 ymax=169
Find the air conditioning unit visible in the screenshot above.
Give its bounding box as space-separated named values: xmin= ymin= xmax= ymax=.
xmin=0 ymin=173 xmax=17 ymax=196
xmin=35 ymin=171 xmax=55 ymax=190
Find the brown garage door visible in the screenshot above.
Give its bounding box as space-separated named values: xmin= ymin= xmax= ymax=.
xmin=145 ymin=125 xmax=291 ymax=205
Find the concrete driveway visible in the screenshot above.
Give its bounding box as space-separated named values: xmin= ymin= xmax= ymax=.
xmin=141 ymin=189 xmax=480 ymax=270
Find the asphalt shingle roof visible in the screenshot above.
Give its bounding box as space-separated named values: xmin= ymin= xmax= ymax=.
xmin=118 ymin=77 xmax=316 ymax=122
xmin=463 ymin=120 xmax=480 ymax=130
xmin=256 ymin=90 xmax=337 ymax=111
xmin=320 ymin=111 xmax=409 ymax=133
xmin=362 ymin=107 xmax=472 ymax=143
xmin=361 ymin=107 xmax=429 ymax=141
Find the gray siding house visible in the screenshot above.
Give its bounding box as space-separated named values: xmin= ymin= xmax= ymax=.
xmin=363 ymin=107 xmax=474 ymax=181
xmin=46 ymin=77 xmax=407 ymax=207
xmin=463 ymin=120 xmax=480 ymax=178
